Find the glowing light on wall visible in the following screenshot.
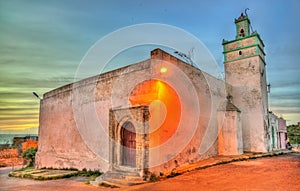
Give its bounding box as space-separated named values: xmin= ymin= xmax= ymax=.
xmin=160 ymin=67 xmax=168 ymax=74
xmin=129 ymin=79 xmax=181 ymax=147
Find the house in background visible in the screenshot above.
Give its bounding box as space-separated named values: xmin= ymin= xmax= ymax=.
xmin=278 ymin=117 xmax=288 ymax=149
xmin=269 ymin=111 xmax=280 ymax=150
xmin=268 ymin=112 xmax=288 ymax=150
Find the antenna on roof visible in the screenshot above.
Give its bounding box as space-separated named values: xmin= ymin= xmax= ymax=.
xmin=174 ymin=48 xmax=195 ymax=66
xmin=33 ymin=92 xmax=41 ymax=100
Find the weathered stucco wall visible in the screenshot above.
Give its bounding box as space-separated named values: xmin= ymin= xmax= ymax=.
xmin=225 ymin=55 xmax=268 ymax=152
xmin=278 ymin=117 xmax=287 ymax=149
xmin=223 ymin=14 xmax=269 ymax=153
xmin=148 ymin=49 xmax=226 ymax=174
xmin=218 ymin=109 xmax=243 ymax=155
xmin=36 ymin=81 xmax=104 ymax=170
xmin=36 ymin=48 xmax=226 ymax=174
xmin=36 ymin=60 xmax=152 ymax=171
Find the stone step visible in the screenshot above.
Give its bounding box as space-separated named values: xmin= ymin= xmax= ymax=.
xmin=102 ymin=171 xmax=143 ymax=181
xmin=102 ymin=177 xmax=145 ymax=186
xmin=91 ymin=172 xmax=146 ymax=187
xmin=112 ymin=170 xmax=140 ymax=176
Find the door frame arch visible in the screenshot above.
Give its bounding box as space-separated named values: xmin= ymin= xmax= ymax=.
xmin=109 ymin=106 xmax=150 ymax=176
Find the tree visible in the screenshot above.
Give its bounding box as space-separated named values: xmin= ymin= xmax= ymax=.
xmin=287 ymin=125 xmax=300 ymax=144
xmin=22 ymin=147 xmax=37 ymax=167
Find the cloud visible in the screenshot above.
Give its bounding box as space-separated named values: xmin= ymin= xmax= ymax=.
xmin=0 ymin=0 xmax=299 ymax=132
xmin=0 ymin=126 xmax=38 ymax=134
xmin=269 ymin=92 xmax=300 ymax=101
xmin=0 ymin=108 xmax=37 ymax=111
xmin=273 ymin=109 xmax=300 ymax=115
xmin=0 ymin=92 xmax=35 ymax=99
xmin=0 ymin=117 xmax=38 ymax=127
xmin=0 ymin=116 xmax=38 ymax=120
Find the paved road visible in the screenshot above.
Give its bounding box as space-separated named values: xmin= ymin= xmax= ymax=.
xmin=0 ymin=153 xmax=299 ymax=191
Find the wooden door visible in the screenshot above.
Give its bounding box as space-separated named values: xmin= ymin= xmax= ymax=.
xmin=121 ymin=122 xmax=136 ymax=167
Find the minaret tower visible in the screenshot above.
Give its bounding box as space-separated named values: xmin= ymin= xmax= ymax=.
xmin=222 ymin=12 xmax=269 ymax=152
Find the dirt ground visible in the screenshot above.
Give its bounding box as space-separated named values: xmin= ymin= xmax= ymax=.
xmin=0 ymin=153 xmax=299 ymax=191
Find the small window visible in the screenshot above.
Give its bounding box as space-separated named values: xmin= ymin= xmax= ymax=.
xmin=239 ymin=51 xmax=242 ymax=55
xmin=240 ymin=29 xmax=245 ymax=37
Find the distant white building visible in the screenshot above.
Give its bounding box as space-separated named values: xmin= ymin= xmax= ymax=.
xmin=278 ymin=117 xmax=287 ymax=149
xmin=268 ymin=112 xmax=280 ymax=150
xmin=268 ymin=112 xmax=288 ymax=150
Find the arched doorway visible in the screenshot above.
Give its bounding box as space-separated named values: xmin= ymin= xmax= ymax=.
xmin=121 ymin=121 xmax=136 ymax=167
xmin=108 ymin=106 xmax=149 ymax=177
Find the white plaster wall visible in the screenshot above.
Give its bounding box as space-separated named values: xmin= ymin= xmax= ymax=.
xmin=218 ymin=110 xmax=243 ymax=155
xmin=225 ymin=56 xmax=268 ymax=152
xmin=36 ymin=87 xmax=105 ymax=170
xmin=268 ymin=112 xmax=279 ymax=150
xmin=37 ymin=49 xmax=226 ymax=174
xmin=278 ymin=118 xmax=287 ymax=149
xmin=148 ymin=50 xmax=226 ymax=174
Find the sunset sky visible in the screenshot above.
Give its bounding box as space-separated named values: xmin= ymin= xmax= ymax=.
xmin=0 ymin=0 xmax=299 ymax=134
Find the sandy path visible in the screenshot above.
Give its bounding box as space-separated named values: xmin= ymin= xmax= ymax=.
xmin=0 ymin=153 xmax=299 ymax=191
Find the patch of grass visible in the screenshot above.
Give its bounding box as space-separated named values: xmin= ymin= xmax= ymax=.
xmin=194 ymin=158 xmax=249 ymax=171
xmin=84 ymin=181 xmax=90 ymax=185
xmin=99 ymin=182 xmax=119 ymax=188
xmin=77 ymin=169 xmax=102 ymax=177
xmin=34 ymin=176 xmax=46 ymax=180
xmin=13 ymin=166 xmax=34 ymax=172
xmin=231 ymin=158 xmax=247 ymax=162
xmin=216 ymin=161 xmax=230 ymax=165
xmin=32 ymin=173 xmax=78 ymax=181
xmin=249 ymin=156 xmax=257 ymax=159
xmin=67 ymin=167 xmax=78 ymax=171
xmin=45 ymin=167 xmax=79 ymax=171
xmin=23 ymin=174 xmax=32 ymax=178
xmin=9 ymin=167 xmax=81 ymax=181
xmin=38 ymin=169 xmax=101 ymax=180
xmin=261 ymin=154 xmax=272 ymax=158
xmin=30 ymin=170 xmax=47 ymax=174
xmin=166 ymin=171 xmax=181 ymax=178
xmin=195 ymin=165 xmax=210 ymax=170
xmin=39 ymin=167 xmax=79 ymax=171
xmin=149 ymin=173 xmax=160 ymax=182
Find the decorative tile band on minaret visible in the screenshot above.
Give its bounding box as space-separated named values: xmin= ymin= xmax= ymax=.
xmin=222 ymin=12 xmax=266 ymax=64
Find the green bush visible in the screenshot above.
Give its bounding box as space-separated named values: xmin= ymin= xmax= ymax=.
xmin=287 ymin=125 xmax=300 ymax=144
xmin=149 ymin=173 xmax=160 ymax=182
xmin=22 ymin=147 xmax=37 ymax=167
xmin=166 ymin=171 xmax=181 ymax=178
xmin=77 ymin=169 xmax=102 ymax=177
xmin=99 ymin=182 xmax=119 ymax=188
